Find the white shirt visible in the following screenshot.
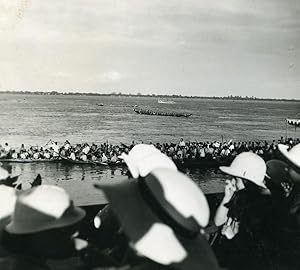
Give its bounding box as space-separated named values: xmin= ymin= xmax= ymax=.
xmin=82 ymin=146 xmax=90 ymax=155
xmin=179 ymin=141 xmax=185 ymax=147
xmin=69 ymin=152 xmax=76 ymax=160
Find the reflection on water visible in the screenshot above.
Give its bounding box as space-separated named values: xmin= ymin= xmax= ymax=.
xmin=2 ymin=162 xmax=225 ymax=206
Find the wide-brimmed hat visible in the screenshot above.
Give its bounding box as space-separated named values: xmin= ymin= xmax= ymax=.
xmin=219 ymin=152 xmax=267 ymax=189
xmin=119 ymin=144 xmax=177 ymax=178
xmin=6 ymin=185 xmax=85 ymax=234
xmin=94 ymin=168 xmax=219 ymax=270
xmin=278 ymin=144 xmax=300 ymax=170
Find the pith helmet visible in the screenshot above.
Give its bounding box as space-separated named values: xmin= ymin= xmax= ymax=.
xmin=219 ymin=152 xmax=267 ymax=189
xmin=0 ymin=186 xmax=17 ymax=220
xmin=95 ymin=168 xmax=219 ymax=270
xmin=278 ymin=143 xmax=300 ymax=169
xmin=6 ymin=185 xmax=85 ymax=234
xmin=119 ymin=144 xmax=177 ymax=178
xmin=0 ymin=167 xmax=9 ymax=181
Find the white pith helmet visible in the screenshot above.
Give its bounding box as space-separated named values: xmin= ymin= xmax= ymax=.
xmin=219 ymin=152 xmax=267 ymax=189
xmin=119 ymin=144 xmax=177 ymax=178
xmin=0 ymin=167 xmax=9 ymax=180
xmin=278 ymin=143 xmax=300 ymax=169
xmin=6 ymin=185 xmax=85 ymax=234
xmin=148 ymin=168 xmax=210 ymax=228
xmin=0 ymin=185 xmax=17 ymax=220
xmin=94 ymin=168 xmax=218 ymax=269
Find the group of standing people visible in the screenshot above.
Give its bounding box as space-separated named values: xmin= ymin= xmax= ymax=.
xmin=0 ymin=141 xmax=300 ymax=269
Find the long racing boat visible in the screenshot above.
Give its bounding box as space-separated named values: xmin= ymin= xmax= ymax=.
xmin=133 ymin=107 xmax=192 ymax=118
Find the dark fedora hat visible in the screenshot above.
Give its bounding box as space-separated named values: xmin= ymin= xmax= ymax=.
xmin=95 ymin=168 xmax=220 ymax=270
xmin=6 ymin=185 xmax=85 ymax=234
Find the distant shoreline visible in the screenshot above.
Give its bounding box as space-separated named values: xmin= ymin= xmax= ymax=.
xmin=0 ymin=91 xmax=299 ymax=102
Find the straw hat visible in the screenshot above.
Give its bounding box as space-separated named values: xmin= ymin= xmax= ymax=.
xmin=219 ymin=152 xmax=267 ymax=189
xmin=6 ymin=185 xmax=85 ymax=234
xmin=95 ymin=168 xmax=219 ymax=270
xmin=119 ymin=144 xmax=177 ymax=178
xmin=278 ymin=144 xmax=300 ymax=169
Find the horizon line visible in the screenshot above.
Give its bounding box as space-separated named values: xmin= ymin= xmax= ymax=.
xmin=0 ymin=90 xmax=299 ymax=101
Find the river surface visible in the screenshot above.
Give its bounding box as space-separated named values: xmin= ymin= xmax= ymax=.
xmin=0 ymin=94 xmax=299 ymax=205
xmin=1 ymin=161 xmax=226 ymax=206
xmin=0 ymin=94 xmax=299 ymax=146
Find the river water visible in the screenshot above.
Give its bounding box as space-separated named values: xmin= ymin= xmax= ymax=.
xmin=0 ymin=94 xmax=299 ymax=205
xmin=0 ymin=94 xmax=299 ymax=146
xmin=1 ymin=161 xmax=226 ymax=206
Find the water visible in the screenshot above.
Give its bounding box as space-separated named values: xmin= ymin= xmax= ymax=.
xmin=0 ymin=94 xmax=299 ymax=147
xmin=0 ymin=94 xmax=299 ymax=205
xmin=2 ymin=162 xmax=226 ymax=206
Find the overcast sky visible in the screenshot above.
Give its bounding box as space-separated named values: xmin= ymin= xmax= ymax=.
xmin=0 ymin=0 xmax=299 ymax=98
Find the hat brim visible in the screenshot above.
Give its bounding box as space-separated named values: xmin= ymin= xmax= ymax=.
xmin=94 ymin=180 xmax=219 ymax=270
xmin=6 ymin=206 xmax=86 ymax=234
xmin=219 ymin=166 xmax=267 ymax=189
xmin=278 ymin=144 xmax=300 ymax=169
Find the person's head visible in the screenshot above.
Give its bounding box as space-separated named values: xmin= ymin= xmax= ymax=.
xmin=266 ymin=159 xmax=292 ymax=198
xmin=2 ymin=185 xmax=86 ymax=259
xmin=119 ymin=144 xmax=177 ymax=179
xmin=219 ymin=152 xmax=268 ymax=192
xmin=94 ymin=168 xmax=220 ymax=270
xmin=278 ymin=144 xmax=300 ymax=183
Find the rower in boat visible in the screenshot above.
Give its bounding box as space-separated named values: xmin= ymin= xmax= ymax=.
xmin=69 ymin=151 xmax=76 ymax=161
xmin=80 ymin=153 xmax=88 ymax=161
xmin=11 ymin=150 xmax=18 ymax=160
xmin=44 ymin=149 xmax=51 ymax=159
xmin=101 ymin=153 xmax=108 ymax=163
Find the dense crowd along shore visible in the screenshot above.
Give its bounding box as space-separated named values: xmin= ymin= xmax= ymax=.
xmin=0 ymin=137 xmax=299 ymax=167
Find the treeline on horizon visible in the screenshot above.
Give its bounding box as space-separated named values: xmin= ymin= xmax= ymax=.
xmin=0 ymin=90 xmax=298 ymax=102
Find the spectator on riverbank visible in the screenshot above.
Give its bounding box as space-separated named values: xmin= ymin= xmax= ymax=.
xmin=93 ymin=168 xmax=220 ymax=270
xmin=0 ymin=185 xmax=87 ymax=270
xmin=86 ymin=146 xmax=218 ymax=269
xmin=214 ymin=152 xmax=272 ymax=270
xmin=0 ymin=186 xmax=17 ymax=258
xmin=261 ymin=143 xmax=300 ymax=268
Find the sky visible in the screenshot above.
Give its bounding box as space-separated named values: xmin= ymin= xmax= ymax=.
xmin=0 ymin=0 xmax=299 ymax=99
